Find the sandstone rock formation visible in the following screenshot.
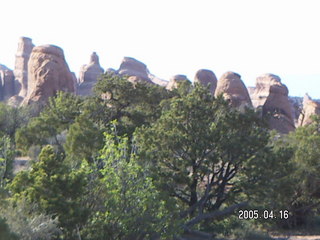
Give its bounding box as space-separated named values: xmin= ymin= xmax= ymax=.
xmin=22 ymin=45 xmax=75 ymax=105
xmin=251 ymin=74 xmax=295 ymax=133
xmin=247 ymin=86 xmax=255 ymax=96
xmin=117 ymin=57 xmax=153 ymax=83
xmin=78 ymin=52 xmax=104 ymax=96
xmin=289 ymin=96 xmax=303 ymax=125
xmin=105 ymin=57 xmax=168 ymax=86
xmin=0 ymin=64 xmax=15 ymax=100
xmin=79 ymin=52 xmax=104 ymax=84
xmin=194 ymin=69 xmax=217 ymax=94
xmin=106 ymin=68 xmax=117 ymax=75
xmin=298 ymin=94 xmax=320 ymax=126
xmin=166 ymin=74 xmax=190 ymax=90
xmin=14 ymin=37 xmax=34 ymax=97
xmin=215 ymin=72 xmax=252 ymax=108
xmin=118 ymin=57 xmax=148 ymax=79
xmin=148 ymin=74 xmax=168 ymax=87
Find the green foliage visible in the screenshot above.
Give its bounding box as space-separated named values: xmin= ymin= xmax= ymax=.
xmin=0 ymin=200 xmax=60 ymax=240
xmin=238 ymin=131 xmax=295 ymax=207
xmin=0 ymin=217 xmax=18 ymax=240
xmin=0 ymin=135 xmax=15 ymax=187
xmin=0 ymin=103 xmax=18 ymax=139
xmin=88 ymin=73 xmax=174 ymax=136
xmin=15 ymin=92 xmax=82 ymax=154
xmin=135 ymin=85 xmax=270 ymax=229
xmin=248 ymin=116 xmax=320 ymax=230
xmin=171 ymin=78 xmax=193 ymax=97
xmin=82 ymin=131 xmax=180 ymax=240
xmin=64 ymin=113 xmax=104 ymax=166
xmin=0 ymin=102 xmax=40 ymax=147
xmin=6 ymin=74 xmax=320 ymax=238
xmin=9 ymin=145 xmax=89 ymax=239
xmin=280 ymin=116 xmax=320 ymax=227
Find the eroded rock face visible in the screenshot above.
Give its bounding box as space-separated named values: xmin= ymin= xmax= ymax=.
xmin=0 ymin=64 xmax=15 ymax=100
xmin=298 ymin=94 xmax=320 ymax=126
xmin=215 ymin=71 xmax=252 ymax=108
xmin=194 ymin=69 xmax=217 ymax=94
xmin=251 ymin=74 xmax=295 ymax=133
xmin=117 ymin=57 xmax=152 ymax=83
xmin=78 ymin=52 xmax=104 ymax=96
xmin=22 ymin=45 xmax=75 ymax=105
xmin=14 ymin=37 xmax=34 ymax=97
xmin=166 ymin=74 xmax=190 ymax=90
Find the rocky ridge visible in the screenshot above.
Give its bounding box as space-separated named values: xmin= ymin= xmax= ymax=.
xmin=0 ymin=37 xmax=318 ymax=133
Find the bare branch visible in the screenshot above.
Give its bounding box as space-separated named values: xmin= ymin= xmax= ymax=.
xmin=185 ymin=201 xmax=248 ymax=227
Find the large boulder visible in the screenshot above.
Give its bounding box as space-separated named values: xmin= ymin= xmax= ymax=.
xmin=111 ymin=57 xmax=168 ymax=86
xmin=215 ymin=71 xmax=252 ymax=108
xmin=22 ymin=45 xmax=75 ymax=105
xmin=78 ymin=52 xmax=104 ymax=96
xmin=0 ymin=64 xmax=15 ymax=101
xmin=117 ymin=57 xmax=153 ymax=83
xmin=251 ymin=74 xmax=295 ymax=133
xmin=298 ymin=94 xmax=320 ymax=126
xmin=14 ymin=37 xmax=34 ymax=97
xmin=166 ymin=74 xmax=190 ymax=90
xmin=194 ymin=69 xmax=217 ymax=94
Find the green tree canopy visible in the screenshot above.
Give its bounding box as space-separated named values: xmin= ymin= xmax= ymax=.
xmin=86 ymin=73 xmax=174 ymax=136
xmin=15 ymin=92 xmax=82 ymax=154
xmin=135 ymin=85 xmax=271 ymax=232
xmin=9 ymin=145 xmax=89 ymax=239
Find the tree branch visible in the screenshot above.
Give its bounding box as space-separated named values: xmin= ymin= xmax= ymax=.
xmin=185 ymin=201 xmax=248 ymax=227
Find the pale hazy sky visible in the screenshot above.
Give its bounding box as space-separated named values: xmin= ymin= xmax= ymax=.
xmin=0 ymin=0 xmax=319 ymax=97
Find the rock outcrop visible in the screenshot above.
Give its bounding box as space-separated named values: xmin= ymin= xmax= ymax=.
xmin=0 ymin=64 xmax=15 ymax=100
xmin=118 ymin=57 xmax=148 ymax=79
xmin=298 ymin=94 xmax=320 ymax=126
xmin=215 ymin=72 xmax=252 ymax=108
xmin=78 ymin=52 xmax=104 ymax=84
xmin=14 ymin=37 xmax=34 ymax=97
xmin=22 ymin=45 xmax=75 ymax=105
xmin=166 ymin=74 xmax=190 ymax=90
xmin=104 ymin=57 xmax=168 ymax=86
xmin=78 ymin=52 xmax=104 ymax=96
xmin=148 ymin=74 xmax=168 ymax=87
xmin=106 ymin=68 xmax=117 ymax=75
xmin=117 ymin=57 xmax=153 ymax=83
xmin=289 ymin=96 xmax=303 ymax=126
xmin=194 ymin=69 xmax=217 ymax=94
xmin=251 ymin=74 xmax=295 ymax=133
